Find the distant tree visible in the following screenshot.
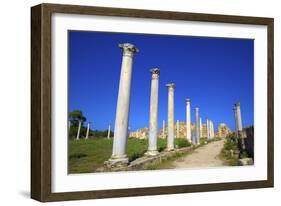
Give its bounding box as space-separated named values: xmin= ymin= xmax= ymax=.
xmin=69 ymin=110 xmax=87 ymax=127
xmin=68 ymin=110 xmax=87 ymax=139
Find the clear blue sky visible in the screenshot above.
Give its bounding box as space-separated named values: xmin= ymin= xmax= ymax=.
xmin=68 ymin=31 xmax=254 ymax=131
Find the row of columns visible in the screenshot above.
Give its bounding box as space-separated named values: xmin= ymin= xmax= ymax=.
xmin=108 ymin=43 xmax=216 ymax=166
xmin=73 ymin=121 xmax=112 ymax=140
xmin=162 ymin=98 xmax=215 ymax=144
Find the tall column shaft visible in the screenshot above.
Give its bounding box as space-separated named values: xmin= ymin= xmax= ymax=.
xmin=235 ymin=102 xmax=246 ymax=150
xmin=200 ymin=118 xmax=202 ymax=138
xmin=212 ymin=121 xmax=215 ymax=138
xmin=195 ymin=107 xmax=200 ymax=144
xmin=110 ymin=43 xmax=138 ymax=164
xmin=233 ymin=106 xmax=239 ymax=138
xmin=209 ymin=121 xmax=213 ymax=138
xmin=235 ymin=103 xmax=243 ymax=131
xmin=146 ymin=68 xmax=160 ymax=156
xmin=166 ymin=83 xmax=175 ymax=151
xmin=85 ymin=122 xmax=90 ymax=139
xmin=209 ymin=120 xmax=213 ymax=138
xmin=207 ymin=119 xmax=210 ymax=139
xmin=76 ymin=120 xmax=81 ymax=140
xmin=185 ymin=99 xmax=191 ymax=142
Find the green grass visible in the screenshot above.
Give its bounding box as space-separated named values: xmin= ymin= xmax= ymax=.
xmin=68 ymin=137 xmax=191 ymax=173
xmin=68 ymin=138 xmax=113 ymax=173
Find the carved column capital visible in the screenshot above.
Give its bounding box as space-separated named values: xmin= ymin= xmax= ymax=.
xmin=166 ymin=83 xmax=175 ymax=89
xmin=234 ymin=102 xmax=241 ymax=107
xmin=118 ymin=43 xmax=139 ymax=57
xmin=150 ymin=68 xmax=160 ymax=79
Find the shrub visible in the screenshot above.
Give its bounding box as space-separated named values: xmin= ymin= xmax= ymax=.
xmin=199 ymin=137 xmax=208 ymax=145
xmin=157 ymin=138 xmax=167 ymax=151
xmin=224 ymin=139 xmax=238 ymax=151
xmin=240 ymin=151 xmax=249 ymax=158
xmin=129 ymin=152 xmax=142 ymax=162
xmin=220 ymin=138 xmax=240 ymax=166
xmin=175 ymin=138 xmax=191 ymax=148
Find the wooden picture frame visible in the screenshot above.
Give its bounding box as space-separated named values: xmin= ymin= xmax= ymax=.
xmin=31 ymin=3 xmax=274 ymax=202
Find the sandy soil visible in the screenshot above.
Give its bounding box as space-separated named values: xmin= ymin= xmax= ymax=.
xmin=172 ymin=139 xmax=225 ymax=168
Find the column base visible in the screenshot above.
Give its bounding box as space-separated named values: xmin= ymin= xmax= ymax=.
xmin=145 ymin=150 xmax=159 ymax=156
xmin=105 ymin=155 xmax=129 ymax=168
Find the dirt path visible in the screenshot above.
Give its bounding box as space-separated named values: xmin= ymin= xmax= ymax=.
xmin=172 ymin=139 xmax=225 ymax=168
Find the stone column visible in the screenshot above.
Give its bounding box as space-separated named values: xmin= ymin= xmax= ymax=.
xmin=235 ymin=102 xmax=246 ymax=150
xmin=76 ymin=120 xmax=81 ymax=140
xmin=206 ymin=119 xmax=210 ymax=139
xmin=162 ymin=120 xmax=165 ymax=139
xmin=109 ymin=43 xmax=138 ymax=165
xmin=146 ymin=68 xmax=160 ymax=156
xmin=211 ymin=121 xmax=215 ymax=138
xmin=185 ymin=98 xmax=191 ymax=142
xmin=235 ymin=102 xmax=243 ymax=131
xmin=166 ymin=83 xmax=175 ymax=151
xmin=195 ymin=107 xmax=200 ymax=144
xmin=85 ymin=122 xmax=90 ymax=139
xmin=209 ymin=120 xmax=212 ymax=138
xmin=210 ymin=120 xmax=213 ymax=139
xmin=107 ymin=124 xmax=111 ymax=139
xmin=200 ymin=117 xmax=202 ymax=138
xmin=233 ymin=106 xmax=239 ymax=138
xmin=176 ymin=120 xmax=180 ymax=138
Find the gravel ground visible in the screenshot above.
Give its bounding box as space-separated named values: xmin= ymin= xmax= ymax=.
xmin=172 ymin=139 xmax=225 ymax=169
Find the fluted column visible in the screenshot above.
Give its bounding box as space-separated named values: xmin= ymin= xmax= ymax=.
xmin=195 ymin=107 xmax=200 ymax=144
xmin=185 ymin=98 xmax=191 ymax=142
xmin=109 ymin=43 xmax=138 ymax=165
xmin=85 ymin=122 xmax=90 ymax=139
xmin=146 ymin=68 xmax=160 ymax=156
xmin=166 ymin=83 xmax=175 ymax=151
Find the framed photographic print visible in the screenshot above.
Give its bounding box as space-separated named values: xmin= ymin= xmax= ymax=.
xmin=31 ymin=3 xmax=274 ymax=202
